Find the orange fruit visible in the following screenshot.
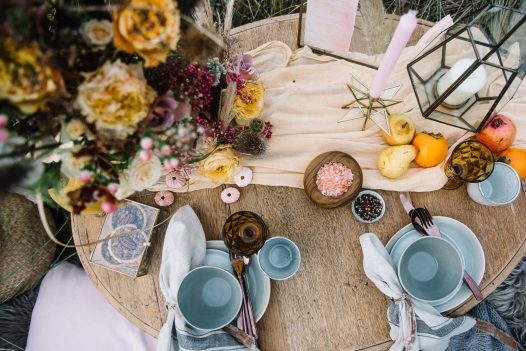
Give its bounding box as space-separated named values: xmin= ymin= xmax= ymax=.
xmin=498 ymin=148 xmax=526 ymax=180
xmin=411 ymin=132 xmax=448 ymax=168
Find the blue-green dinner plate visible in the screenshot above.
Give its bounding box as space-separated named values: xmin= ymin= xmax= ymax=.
xmin=386 ymin=216 xmax=485 ymax=312
xmin=206 ymin=241 xmax=271 ymax=322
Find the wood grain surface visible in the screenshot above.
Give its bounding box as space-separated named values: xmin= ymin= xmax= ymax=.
xmin=71 ymin=14 xmax=526 ymax=351
xmin=303 ymin=151 xmax=363 ymax=208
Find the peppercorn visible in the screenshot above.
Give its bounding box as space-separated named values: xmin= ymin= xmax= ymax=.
xmin=353 ymin=194 xmax=383 ymax=222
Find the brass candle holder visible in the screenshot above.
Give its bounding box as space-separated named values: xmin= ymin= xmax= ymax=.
xmin=339 ymin=75 xmax=402 ymax=136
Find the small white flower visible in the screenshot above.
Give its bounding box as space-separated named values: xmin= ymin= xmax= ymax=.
xmin=128 ymin=155 xmax=162 ymax=191
xmin=80 ymin=19 xmax=113 ymax=46
xmin=65 ymin=119 xmax=87 ymax=140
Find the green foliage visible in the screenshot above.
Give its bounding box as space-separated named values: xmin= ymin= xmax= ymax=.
xmin=5 ymin=6 xmax=32 ymax=39
xmin=32 ymin=162 xmax=62 ymax=202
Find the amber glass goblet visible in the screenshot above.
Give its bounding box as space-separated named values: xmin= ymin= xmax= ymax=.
xmin=443 ymin=140 xmax=495 ymax=190
xmin=222 ymin=211 xmax=268 ymax=255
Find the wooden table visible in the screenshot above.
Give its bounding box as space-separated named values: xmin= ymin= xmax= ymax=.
xmin=72 ymin=15 xmax=526 ymax=351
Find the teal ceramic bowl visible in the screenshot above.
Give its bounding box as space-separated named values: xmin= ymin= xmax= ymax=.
xmin=177 ymin=266 xmax=242 ymax=330
xmin=258 ymin=237 xmax=301 ymax=281
xmin=398 ymin=237 xmax=464 ymax=305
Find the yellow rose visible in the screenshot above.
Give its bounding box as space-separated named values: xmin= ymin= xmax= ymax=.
xmin=76 ymin=60 xmax=156 ymax=139
xmin=113 ymin=0 xmax=181 ymax=67
xmin=199 ymin=145 xmax=242 ymax=183
xmin=233 ymin=82 xmax=264 ymax=125
xmin=0 ymin=40 xmax=60 ymax=114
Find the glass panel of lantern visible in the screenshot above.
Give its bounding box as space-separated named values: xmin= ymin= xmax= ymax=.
xmin=407 ymin=5 xmax=526 ymax=132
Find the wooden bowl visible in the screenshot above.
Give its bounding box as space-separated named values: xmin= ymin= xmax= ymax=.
xmin=303 ymin=151 xmax=363 ymax=209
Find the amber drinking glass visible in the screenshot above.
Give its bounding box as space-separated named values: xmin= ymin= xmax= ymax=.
xmin=222 ymin=211 xmax=268 ymax=255
xmin=443 ymin=140 xmax=495 ymax=190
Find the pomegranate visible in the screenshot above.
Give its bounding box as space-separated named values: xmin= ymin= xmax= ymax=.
xmin=475 ymin=114 xmax=516 ymax=153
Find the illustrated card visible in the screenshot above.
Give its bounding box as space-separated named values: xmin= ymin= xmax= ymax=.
xmin=90 ymin=200 xmax=160 ymax=278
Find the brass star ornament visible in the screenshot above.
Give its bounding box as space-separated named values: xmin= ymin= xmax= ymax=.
xmin=338 ymin=75 xmax=402 ymax=136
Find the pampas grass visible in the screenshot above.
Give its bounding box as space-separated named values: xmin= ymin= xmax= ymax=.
xmin=360 ymin=0 xmax=388 ymax=55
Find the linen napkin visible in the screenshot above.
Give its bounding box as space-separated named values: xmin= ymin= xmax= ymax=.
xmin=359 ymin=233 xmax=475 ymax=351
xmin=157 ymin=205 xmax=250 ymax=351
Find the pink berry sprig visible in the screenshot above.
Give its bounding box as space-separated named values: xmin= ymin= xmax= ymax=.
xmin=139 ymin=137 xmax=154 ymax=161
xmin=0 ymin=115 xmax=9 ymax=142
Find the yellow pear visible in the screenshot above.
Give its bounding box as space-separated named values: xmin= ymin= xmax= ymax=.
xmin=382 ymin=114 xmax=416 ymax=145
xmin=378 ymin=145 xmax=418 ymax=179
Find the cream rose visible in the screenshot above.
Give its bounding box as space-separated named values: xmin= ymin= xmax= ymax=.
xmin=76 ymin=60 xmax=156 ymax=139
xmin=199 ymin=145 xmax=242 ymax=183
xmin=128 ymin=155 xmax=162 ymax=191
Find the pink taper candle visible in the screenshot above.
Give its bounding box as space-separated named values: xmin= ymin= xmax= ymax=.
xmin=369 ymin=10 xmax=418 ymax=98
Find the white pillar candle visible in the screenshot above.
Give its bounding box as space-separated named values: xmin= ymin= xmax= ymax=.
xmin=436 ymin=58 xmax=487 ymax=106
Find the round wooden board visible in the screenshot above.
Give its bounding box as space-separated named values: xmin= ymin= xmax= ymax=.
xmin=304 ymin=151 xmax=363 ymax=208
xmin=72 ymin=14 xmax=526 ymax=351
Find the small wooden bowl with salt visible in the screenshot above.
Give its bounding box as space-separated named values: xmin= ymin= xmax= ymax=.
xmin=303 ymin=151 xmax=363 ymax=209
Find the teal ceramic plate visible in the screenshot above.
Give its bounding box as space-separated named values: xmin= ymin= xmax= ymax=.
xmin=206 ymin=241 xmax=271 ymax=322
xmin=386 ymin=216 xmax=485 ymax=312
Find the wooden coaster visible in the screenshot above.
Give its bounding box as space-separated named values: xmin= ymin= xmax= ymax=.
xmin=303 ymin=151 xmax=363 ymax=209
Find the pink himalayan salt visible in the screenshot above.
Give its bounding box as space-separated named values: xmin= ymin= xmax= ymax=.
xmin=315 ymin=162 xmax=354 ymax=198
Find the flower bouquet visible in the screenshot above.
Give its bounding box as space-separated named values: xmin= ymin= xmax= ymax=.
xmin=0 ymin=0 xmax=272 ymax=214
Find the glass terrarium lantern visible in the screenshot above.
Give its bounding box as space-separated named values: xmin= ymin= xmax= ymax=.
xmin=407 ymin=5 xmax=526 ymax=131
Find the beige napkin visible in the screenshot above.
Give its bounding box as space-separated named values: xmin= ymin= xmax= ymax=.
xmin=360 ymin=233 xmax=475 ymax=351
xmin=150 ymin=16 xmax=526 ymax=194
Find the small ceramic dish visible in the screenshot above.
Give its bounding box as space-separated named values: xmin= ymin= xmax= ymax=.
xmin=467 ymin=162 xmax=522 ymax=206
xmin=258 ymin=237 xmax=301 ymax=281
xmin=398 ymin=236 xmax=464 ymax=305
xmin=351 ymin=190 xmax=386 ymax=224
xmin=177 ymin=266 xmax=242 ymax=331
xmin=303 ymin=151 xmax=363 ymax=209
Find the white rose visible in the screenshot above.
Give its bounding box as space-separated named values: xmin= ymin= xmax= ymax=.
xmin=115 ymin=171 xmax=135 ymax=200
xmin=128 ymin=155 xmax=162 ymax=191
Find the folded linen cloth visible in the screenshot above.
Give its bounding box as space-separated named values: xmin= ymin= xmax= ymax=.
xmin=157 ymin=205 xmax=250 ymax=351
xmin=359 ymin=233 xmax=475 ymax=351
